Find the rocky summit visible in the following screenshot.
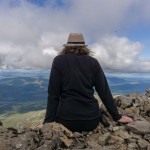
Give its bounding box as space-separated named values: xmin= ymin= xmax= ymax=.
xmin=0 ymin=90 xmax=150 ymax=150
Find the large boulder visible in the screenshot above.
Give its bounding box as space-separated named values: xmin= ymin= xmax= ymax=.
xmin=126 ymin=121 xmax=150 ymax=134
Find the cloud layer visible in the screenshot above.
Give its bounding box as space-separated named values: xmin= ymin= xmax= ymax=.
xmin=0 ymin=0 xmax=150 ymax=72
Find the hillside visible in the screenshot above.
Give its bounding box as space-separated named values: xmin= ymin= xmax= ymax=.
xmin=0 ymin=110 xmax=45 ymax=129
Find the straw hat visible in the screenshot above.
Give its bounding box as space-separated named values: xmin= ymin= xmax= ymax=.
xmin=63 ymin=33 xmax=87 ymax=47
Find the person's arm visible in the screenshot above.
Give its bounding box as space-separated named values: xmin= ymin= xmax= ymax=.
xmin=43 ymin=57 xmax=61 ymax=124
xmin=94 ymin=60 xmax=122 ymax=121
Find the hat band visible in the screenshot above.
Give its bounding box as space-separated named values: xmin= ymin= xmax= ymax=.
xmin=67 ymin=42 xmax=85 ymax=44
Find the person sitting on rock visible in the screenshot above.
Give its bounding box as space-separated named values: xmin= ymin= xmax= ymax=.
xmin=38 ymin=33 xmax=133 ymax=132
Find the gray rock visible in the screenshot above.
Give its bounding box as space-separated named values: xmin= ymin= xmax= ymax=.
xmin=129 ymin=132 xmax=141 ymax=139
xmin=108 ymin=139 xmax=115 ymax=144
xmin=127 ymin=138 xmax=137 ymax=143
xmin=123 ymin=107 xmax=139 ymax=115
xmin=136 ymin=96 xmax=145 ymax=106
xmin=126 ymin=121 xmax=150 ymax=134
xmin=74 ymin=132 xmax=83 ymax=138
xmin=102 ymin=144 xmax=126 ymax=150
xmin=144 ymin=134 xmax=150 ymax=141
xmin=0 ymin=126 xmax=8 ymax=134
xmin=0 ymin=121 xmax=3 ymax=126
xmin=87 ymin=133 xmax=101 ymax=144
xmin=127 ymin=142 xmax=138 ymax=149
xmin=138 ymin=138 xmax=149 ymax=149
xmin=87 ymin=142 xmax=102 ymax=150
xmin=143 ymin=100 xmax=150 ymax=112
xmin=146 ymin=88 xmax=150 ymax=93
xmin=115 ymin=130 xmax=131 ymax=139
xmin=132 ymin=114 xmax=146 ymax=121
xmin=115 ymin=96 xmax=132 ymax=108
xmin=15 ymin=143 xmax=22 ymax=149
xmin=146 ymin=109 xmax=150 ymax=117
xmin=147 ymin=144 xmax=150 ymax=150
xmin=10 ymin=130 xmax=38 ymax=150
xmin=146 ymin=88 xmax=150 ymax=97
xmin=146 ymin=93 xmax=150 ymax=97
xmin=0 ymin=138 xmax=12 ymax=150
xmin=110 ymin=135 xmax=124 ymax=144
xmin=98 ymin=133 xmax=111 ymax=146
xmin=128 ymin=92 xmax=142 ymax=100
xmin=112 ymin=126 xmax=123 ymax=132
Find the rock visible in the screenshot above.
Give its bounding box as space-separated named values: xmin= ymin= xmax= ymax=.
xmin=138 ymin=138 xmax=149 ymax=149
xmin=115 ymin=96 xmax=132 ymax=108
xmin=128 ymin=92 xmax=142 ymax=99
xmin=147 ymin=144 xmax=150 ymax=150
xmin=112 ymin=126 xmax=121 ymax=132
xmin=0 ymin=138 xmax=11 ymax=150
xmin=128 ymin=142 xmax=138 ymax=149
xmin=114 ymin=130 xmax=131 ymax=139
xmin=74 ymin=132 xmax=83 ymax=138
xmin=132 ymin=107 xmax=140 ymax=114
xmin=143 ymin=100 xmax=150 ymax=112
xmin=103 ymin=144 xmax=126 ymax=150
xmin=0 ymin=121 xmax=3 ymax=126
xmin=132 ymin=114 xmax=146 ymax=121
xmin=87 ymin=141 xmax=102 ymax=150
xmin=129 ymin=132 xmax=141 ymax=139
xmin=87 ymin=133 xmax=101 ymax=144
xmin=127 ymin=138 xmax=137 ymax=143
xmin=15 ymin=143 xmax=22 ymax=149
xmin=146 ymin=88 xmax=150 ymax=97
xmin=136 ymin=96 xmax=145 ymax=105
xmin=126 ymin=121 xmax=150 ymax=134
xmin=59 ymin=135 xmax=73 ymax=147
xmin=144 ymin=134 xmax=150 ymax=141
xmin=111 ymin=135 xmax=124 ymax=144
xmin=0 ymin=126 xmax=8 ymax=134
xmin=124 ymin=107 xmax=139 ymax=115
xmin=108 ymin=139 xmax=115 ymax=144
xmin=98 ymin=132 xmax=111 ymax=146
xmin=146 ymin=109 xmax=150 ymax=117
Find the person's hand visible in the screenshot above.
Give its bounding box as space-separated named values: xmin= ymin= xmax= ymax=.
xmin=117 ymin=115 xmax=133 ymax=123
xmin=37 ymin=124 xmax=44 ymax=129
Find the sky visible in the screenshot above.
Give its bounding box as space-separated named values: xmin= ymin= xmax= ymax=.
xmin=0 ymin=0 xmax=150 ymax=73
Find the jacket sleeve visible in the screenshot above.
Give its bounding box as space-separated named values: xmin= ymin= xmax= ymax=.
xmin=94 ymin=60 xmax=122 ymax=121
xmin=43 ymin=58 xmax=61 ymax=124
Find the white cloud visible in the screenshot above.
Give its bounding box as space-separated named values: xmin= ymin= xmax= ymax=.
xmin=91 ymin=36 xmax=145 ymax=72
xmin=0 ymin=0 xmax=150 ymax=72
xmin=42 ymin=48 xmax=57 ymax=56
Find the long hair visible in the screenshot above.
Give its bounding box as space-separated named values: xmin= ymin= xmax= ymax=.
xmin=58 ymin=46 xmax=93 ymax=56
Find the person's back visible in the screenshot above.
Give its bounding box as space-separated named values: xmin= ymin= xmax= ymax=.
xmin=38 ymin=33 xmax=133 ymax=132
xmin=53 ymin=53 xmax=100 ymax=121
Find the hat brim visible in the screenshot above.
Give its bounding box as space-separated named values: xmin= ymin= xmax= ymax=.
xmin=63 ymin=44 xmax=87 ymax=47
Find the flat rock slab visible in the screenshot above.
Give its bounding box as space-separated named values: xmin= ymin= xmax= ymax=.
xmin=126 ymin=121 xmax=150 ymax=134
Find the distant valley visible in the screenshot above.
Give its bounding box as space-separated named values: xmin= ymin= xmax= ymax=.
xmin=0 ymin=70 xmax=150 ymax=116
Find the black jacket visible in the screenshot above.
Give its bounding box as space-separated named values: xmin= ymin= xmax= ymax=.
xmin=43 ymin=52 xmax=121 ymax=123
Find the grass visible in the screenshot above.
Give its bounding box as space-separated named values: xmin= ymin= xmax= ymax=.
xmin=0 ymin=110 xmax=45 ymax=128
